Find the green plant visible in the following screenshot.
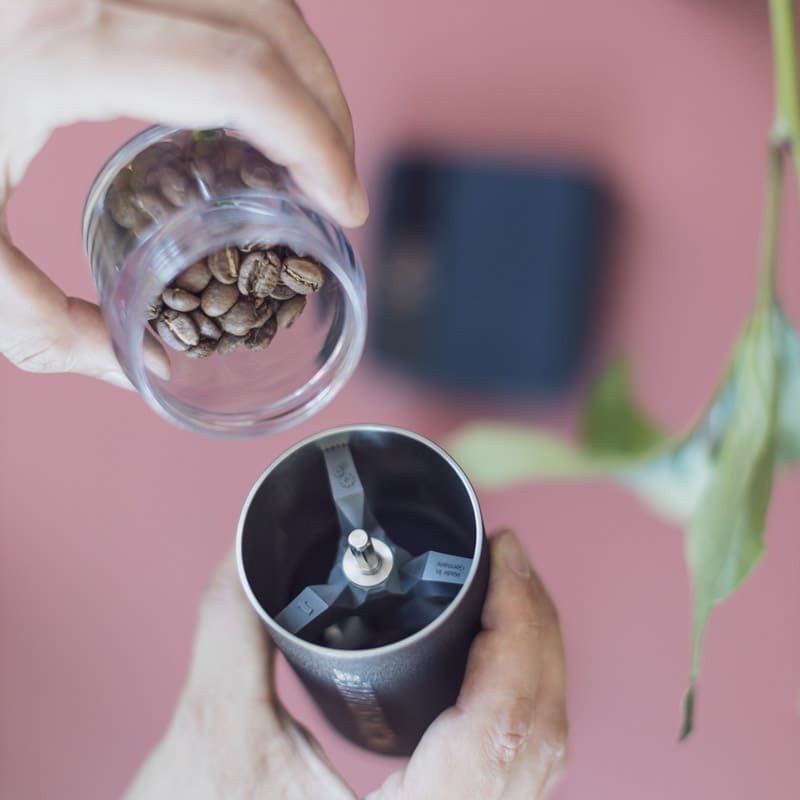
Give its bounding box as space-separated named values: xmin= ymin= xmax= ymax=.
xmin=448 ymin=0 xmax=800 ymax=739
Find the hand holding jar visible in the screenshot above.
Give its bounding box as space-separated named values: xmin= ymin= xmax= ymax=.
xmin=0 ymin=0 xmax=368 ymax=389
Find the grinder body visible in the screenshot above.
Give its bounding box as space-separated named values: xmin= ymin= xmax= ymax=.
xmin=237 ymin=424 xmax=489 ymax=755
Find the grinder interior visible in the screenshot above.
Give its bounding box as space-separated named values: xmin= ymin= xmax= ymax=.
xmin=240 ymin=428 xmax=478 ymax=650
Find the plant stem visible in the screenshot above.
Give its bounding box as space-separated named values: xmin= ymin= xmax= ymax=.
xmin=770 ymin=0 xmax=800 ymax=183
xmin=764 ymin=0 xmax=799 ymax=302
xmin=759 ymin=144 xmax=784 ymax=304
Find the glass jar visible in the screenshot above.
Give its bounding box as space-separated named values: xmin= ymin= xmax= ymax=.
xmin=82 ymin=126 xmax=366 ymax=438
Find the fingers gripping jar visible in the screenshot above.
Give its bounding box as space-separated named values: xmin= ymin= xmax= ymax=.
xmin=83 ymin=127 xmax=366 ymax=437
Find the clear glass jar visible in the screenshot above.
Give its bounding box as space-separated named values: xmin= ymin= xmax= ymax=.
xmin=83 ymin=126 xmax=366 ymax=438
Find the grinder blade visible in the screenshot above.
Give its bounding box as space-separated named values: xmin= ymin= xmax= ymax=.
xmin=273 ymin=435 xmax=472 ymax=646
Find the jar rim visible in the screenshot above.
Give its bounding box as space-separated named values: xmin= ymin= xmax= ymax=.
xmin=236 ymin=424 xmax=486 ymax=657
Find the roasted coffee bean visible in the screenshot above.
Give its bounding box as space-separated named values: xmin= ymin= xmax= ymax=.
xmin=269 ymin=282 xmax=297 ymax=300
xmin=238 ymin=251 xmax=281 ymax=298
xmin=109 ymin=165 xmax=132 ymax=194
xmin=131 ymin=142 xmax=182 ymax=192
xmin=239 ymin=241 xmax=270 ymax=254
xmin=107 ymin=186 xmax=142 ymax=230
xmin=265 ymin=251 xmax=284 ymax=283
xmin=201 ymin=280 xmax=239 ymax=317
xmin=190 ymin=309 xmax=222 ymax=340
xmin=134 ymin=190 xmax=172 ymax=224
xmin=214 ymin=170 xmax=245 ymax=193
xmin=216 ymin=332 xmax=243 ymax=355
xmin=240 ymin=156 xmax=281 ymax=190
xmin=189 ymin=155 xmax=216 ymax=186
xmin=245 ymin=317 xmax=277 ymax=351
xmin=156 ymin=309 xmax=199 ymax=350
xmin=159 ymin=166 xmax=196 ymax=207
xmin=162 ymin=286 xmax=201 ymax=312
xmin=219 ymin=138 xmax=246 ymax=172
xmin=188 ymin=138 xmax=221 ymax=185
xmin=163 ymin=308 xmax=199 ymax=346
xmin=281 ymin=257 xmax=325 ymax=294
xmin=175 ymin=260 xmax=212 ymax=293
xmin=220 ymin=298 xmax=261 ymax=336
xmin=207 ymin=247 xmax=239 ymax=284
xmin=155 ymin=318 xmax=188 ymax=351
xmin=255 ymin=299 xmax=273 ymax=325
xmin=133 ymin=141 xmax=182 ymax=172
xmin=275 ymin=294 xmax=307 ymax=329
xmin=185 ymin=339 xmax=216 ymax=358
xmin=145 ymin=297 xmax=164 ymax=321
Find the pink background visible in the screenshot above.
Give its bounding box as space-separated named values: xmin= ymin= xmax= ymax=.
xmin=2 ymin=1 xmax=800 ymax=797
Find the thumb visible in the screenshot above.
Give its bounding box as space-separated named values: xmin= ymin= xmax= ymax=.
xmin=0 ymin=237 xmax=167 ymax=388
xmin=183 ymin=547 xmax=276 ymax=707
xmin=373 ymin=530 xmax=567 ymax=800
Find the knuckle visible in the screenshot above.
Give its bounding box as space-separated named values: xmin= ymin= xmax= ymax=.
xmin=480 ymin=701 xmax=569 ymax=785
xmin=4 ymin=336 xmax=69 ymax=374
xmin=482 ymin=696 xmax=536 ymax=774
xmin=228 ymin=36 xmax=281 ymax=92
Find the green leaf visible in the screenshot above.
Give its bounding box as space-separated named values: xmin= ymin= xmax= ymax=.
xmin=618 ymin=435 xmax=714 ymax=524
xmin=680 ymin=303 xmax=782 ymax=739
xmin=776 ymin=311 xmax=800 ymax=462
xmin=679 ymin=685 xmax=696 ymax=741
xmin=449 ymin=418 xmax=695 ymax=521
xmin=582 ymin=358 xmax=668 ymax=456
xmin=615 ymin=372 xmax=736 ymax=524
xmin=449 ymin=361 xmax=674 ymax=494
xmin=448 ymin=424 xmax=612 ymax=487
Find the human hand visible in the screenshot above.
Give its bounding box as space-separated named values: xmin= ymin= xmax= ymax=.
xmin=0 ymin=0 xmax=366 ymax=388
xmin=126 ymin=530 xmax=567 ymax=800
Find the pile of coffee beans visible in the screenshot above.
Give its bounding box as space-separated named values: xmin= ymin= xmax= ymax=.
xmin=100 ymin=129 xmax=329 ymax=359
xmin=105 ymin=130 xmax=285 ymax=237
xmin=147 ymin=244 xmax=325 ymax=357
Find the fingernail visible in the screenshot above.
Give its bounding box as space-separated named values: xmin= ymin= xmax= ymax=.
xmin=348 ymin=179 xmax=369 ymax=224
xmin=500 ymin=530 xmax=531 ymax=577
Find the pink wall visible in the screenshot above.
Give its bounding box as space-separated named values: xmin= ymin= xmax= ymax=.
xmin=2 ymin=1 xmax=799 ymax=797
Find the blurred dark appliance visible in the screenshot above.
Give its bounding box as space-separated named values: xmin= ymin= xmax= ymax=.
xmin=372 ymin=153 xmax=610 ymax=396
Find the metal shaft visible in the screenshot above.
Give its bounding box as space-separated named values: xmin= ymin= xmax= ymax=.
xmin=348 ymin=528 xmax=382 ymax=575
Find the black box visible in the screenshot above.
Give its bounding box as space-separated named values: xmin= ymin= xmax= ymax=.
xmin=371 ymin=153 xmax=611 ymax=396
